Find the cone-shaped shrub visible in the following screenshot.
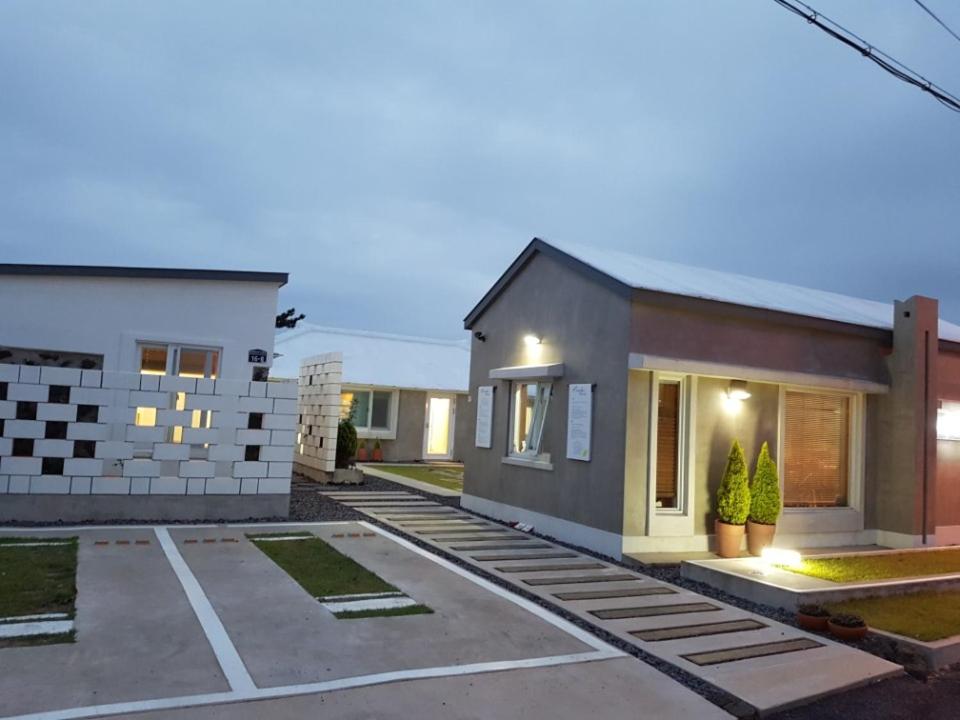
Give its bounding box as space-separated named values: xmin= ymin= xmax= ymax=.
xmin=336 ymin=418 xmax=358 ymax=469
xmin=749 ymin=442 xmax=782 ymax=525
xmin=716 ymin=439 xmax=751 ymax=525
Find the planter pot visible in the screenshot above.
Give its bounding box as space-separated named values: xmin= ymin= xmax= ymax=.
xmin=797 ymin=613 xmax=829 ymax=632
xmin=332 ymin=467 xmax=364 ymax=485
xmin=714 ymin=520 xmax=745 ymax=558
xmin=746 ymin=520 xmax=777 ymax=556
xmin=828 ymin=620 xmax=868 ymax=642
xmin=371 ymin=448 xmax=383 ymax=462
xmin=356 ymin=448 xmax=368 ymax=462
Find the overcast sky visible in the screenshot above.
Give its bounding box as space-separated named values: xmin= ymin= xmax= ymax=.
xmin=1 ymin=1 xmax=958 ymax=338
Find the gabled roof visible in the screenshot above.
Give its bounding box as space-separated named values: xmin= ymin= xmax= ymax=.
xmin=0 ymin=264 xmax=287 ymax=286
xmin=465 ymin=238 xmax=960 ymax=343
xmin=272 ymin=323 xmax=470 ymax=392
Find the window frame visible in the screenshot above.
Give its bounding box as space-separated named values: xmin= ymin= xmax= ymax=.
xmin=505 ymin=379 xmax=553 ymax=466
xmin=645 ymin=372 xmax=696 ymax=537
xmin=777 ymin=385 xmax=865 ymax=514
xmin=340 ymin=385 xmax=399 ymax=440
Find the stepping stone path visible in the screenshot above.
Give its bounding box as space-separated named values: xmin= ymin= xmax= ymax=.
xmin=322 ymin=490 xmax=901 ymax=716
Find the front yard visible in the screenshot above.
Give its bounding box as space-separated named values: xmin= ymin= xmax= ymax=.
xmin=828 ymin=590 xmax=960 ymax=642
xmin=376 ymin=464 xmax=463 ymax=492
xmin=782 ymin=547 xmax=960 ymax=583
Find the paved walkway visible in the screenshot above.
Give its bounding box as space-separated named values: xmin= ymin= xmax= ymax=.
xmin=323 ymin=490 xmax=901 ymax=717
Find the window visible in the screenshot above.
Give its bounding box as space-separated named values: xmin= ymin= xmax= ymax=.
xmin=783 ymin=390 xmax=851 ymax=508
xmin=509 ymin=381 xmax=552 ymax=458
xmin=655 ymin=380 xmax=681 ymax=509
xmin=340 ymin=388 xmax=394 ymax=433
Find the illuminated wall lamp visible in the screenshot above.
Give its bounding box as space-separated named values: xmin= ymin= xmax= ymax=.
xmin=938 ymin=401 xmax=960 ymax=441
xmin=727 ymin=379 xmax=751 ymax=401
xmin=523 ymin=334 xmax=542 ymax=347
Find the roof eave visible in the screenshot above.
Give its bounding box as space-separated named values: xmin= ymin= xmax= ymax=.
xmin=0 ymin=264 xmax=288 ymax=287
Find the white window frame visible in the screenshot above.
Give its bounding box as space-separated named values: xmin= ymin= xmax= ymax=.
xmin=777 ymin=385 xmax=865 ymax=517
xmin=646 ymin=373 xmax=696 ymax=537
xmin=504 ymin=380 xmax=553 ymax=469
xmin=137 ymin=342 xmax=220 ymax=379
xmin=341 ymin=385 xmax=399 ymax=440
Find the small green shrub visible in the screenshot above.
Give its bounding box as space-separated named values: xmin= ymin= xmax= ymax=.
xmin=749 ymin=441 xmax=782 ymax=525
xmin=829 ymin=613 xmax=866 ymax=628
xmin=797 ymin=604 xmax=830 ymax=618
xmin=336 ymin=419 xmax=358 ymax=469
xmin=716 ymin=439 xmax=751 ymax=525
xmin=374 ymin=438 xmax=382 ymax=450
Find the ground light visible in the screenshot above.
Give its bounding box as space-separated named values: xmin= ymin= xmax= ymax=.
xmin=523 ymin=334 xmax=542 ymax=346
xmin=760 ymin=547 xmax=803 ymax=574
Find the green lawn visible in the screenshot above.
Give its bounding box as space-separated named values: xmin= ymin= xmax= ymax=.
xmin=376 ymin=464 xmax=463 ymax=492
xmin=827 ymin=591 xmax=960 ymax=641
xmin=780 ymin=548 xmax=960 ymax=583
xmin=248 ymin=533 xmax=431 ymax=619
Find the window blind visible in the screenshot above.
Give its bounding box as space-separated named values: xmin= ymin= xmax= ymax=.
xmin=656 ymin=381 xmax=680 ymax=508
xmin=783 ymin=391 xmax=850 ymax=508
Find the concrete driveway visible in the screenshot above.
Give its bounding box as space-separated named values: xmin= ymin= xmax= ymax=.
xmin=0 ymin=522 xmax=730 ymax=720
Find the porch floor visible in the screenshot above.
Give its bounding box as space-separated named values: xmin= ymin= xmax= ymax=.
xmin=625 ymin=545 xmax=889 ymax=567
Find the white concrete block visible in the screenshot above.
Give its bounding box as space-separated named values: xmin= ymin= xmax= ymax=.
xmin=240 ymin=477 xmax=259 ymax=494
xmin=91 ymin=477 xmax=131 ymax=494
xmin=180 ymin=460 xmax=215 ymax=478
xmin=268 ymin=381 xmax=299 ymax=399
xmin=257 ymin=477 xmax=290 ymax=494
xmin=212 ymin=411 xmax=244 ymax=429
xmin=99 ymin=405 xmax=136 ymax=424
xmin=238 ymin=396 xmax=273 ymax=413
xmin=215 ymin=379 xmax=248 ymax=396
xmin=184 ymin=394 xmax=232 ymax=412
xmin=101 ymin=371 xmax=141 ymax=390
xmin=152 ymin=443 xmax=190 ymax=461
xmin=272 ymin=398 xmax=298 ymax=415
xmin=81 ymin=370 xmax=103 ymax=388
xmin=205 ymin=477 xmax=241 ymax=494
xmin=123 ymin=459 xmax=159 ymax=477
xmin=249 ymin=381 xmax=268 ymax=398
xmin=236 ymin=428 xmax=271 ymax=445
xmin=70 ymin=386 xmax=113 ymax=406
xmin=68 ymin=423 xmax=110 ymax=441
xmin=0 ymin=475 xmax=10 ymax=493
xmin=1 ymin=457 xmax=41 ymax=476
xmin=159 ymin=375 xmax=197 ymax=393
xmin=126 ymin=425 xmax=167 ymax=443
xmin=0 ymin=438 xmax=10 ymax=455
xmin=208 ymin=444 xmax=244 ymax=462
xmin=34 ymin=439 xmax=74 ymax=457
xmin=30 ymin=476 xmax=71 ymax=494
xmin=259 ymin=445 xmax=294 ymax=462
xmin=186 ymin=477 xmax=205 ymax=495
xmin=0 ymin=364 xmax=20 ymax=382
xmin=70 ymin=476 xmax=92 ymax=494
xmin=263 ymin=414 xmax=296 ymax=432
xmin=271 ymin=430 xmax=296 ymax=446
xmin=8 ymin=383 xmax=49 ymax=402
xmin=37 ymin=403 xmax=77 ymax=422
xmin=267 ymin=461 xmax=293 ymax=478
xmin=8 ymin=475 xmax=31 ymax=493
xmin=151 ymin=476 xmax=187 ymax=494
xmin=156 ymin=409 xmax=194 ymax=426
xmin=0 ymin=400 xmax=15 ymax=419
xmin=130 ymin=476 xmax=150 ymax=495
xmin=18 ymin=366 xmax=41 ymax=384
xmin=139 ymin=374 xmax=161 ymax=391
xmin=95 ymin=441 xmax=134 ymax=460
xmin=5 ymin=420 xmax=45 ymax=438
xmin=64 ymin=458 xmax=103 ymax=475
xmin=129 ymin=390 xmax=170 ymax=407
xmin=181 ymin=427 xmax=218 ymax=445
xmin=39 ymin=367 xmax=82 ymax=386
xmin=232 ymin=461 xmax=267 ymax=477
xmin=195 ymin=378 xmax=215 ymax=395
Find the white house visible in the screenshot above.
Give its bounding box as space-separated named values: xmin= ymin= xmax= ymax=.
xmin=0 ymin=264 xmax=296 ymax=522
xmin=272 ymin=324 xmax=470 ymax=477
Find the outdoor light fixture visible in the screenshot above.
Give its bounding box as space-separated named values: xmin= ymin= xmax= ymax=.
xmin=523 ymin=334 xmax=542 ymax=347
xmin=760 ymin=547 xmax=802 ymax=569
xmin=727 ymin=379 xmax=751 ymax=401
xmin=938 ymin=401 xmax=960 ymax=441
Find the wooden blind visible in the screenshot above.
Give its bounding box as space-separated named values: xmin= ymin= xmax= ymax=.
xmin=656 ymin=381 xmax=680 ymax=508
xmin=783 ymin=391 xmax=850 ymax=508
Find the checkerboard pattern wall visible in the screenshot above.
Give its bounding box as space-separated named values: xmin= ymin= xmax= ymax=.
xmin=0 ymin=363 xmax=297 ymax=496
xmin=294 ymin=352 xmax=342 ymax=477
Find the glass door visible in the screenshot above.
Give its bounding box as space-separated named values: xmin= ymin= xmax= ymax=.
xmin=423 ymin=395 xmax=455 ymax=460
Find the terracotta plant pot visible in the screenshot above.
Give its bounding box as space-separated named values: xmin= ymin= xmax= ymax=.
xmin=714 ymin=520 xmax=745 ymax=558
xmin=828 ymin=620 xmax=868 ymax=642
xmin=356 ymin=447 xmax=368 ymax=462
xmin=746 ymin=519 xmax=777 ymax=556
xmin=371 ymin=448 xmax=383 ymax=462
xmin=797 ymin=613 xmax=829 ymax=632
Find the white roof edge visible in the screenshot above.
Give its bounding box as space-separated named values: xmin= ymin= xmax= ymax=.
xmin=277 ymin=323 xmax=469 ymax=349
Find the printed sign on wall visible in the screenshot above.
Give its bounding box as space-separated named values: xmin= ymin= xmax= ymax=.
xmin=566 ymin=383 xmax=593 ymax=461
xmin=475 ymin=385 xmax=494 ymax=448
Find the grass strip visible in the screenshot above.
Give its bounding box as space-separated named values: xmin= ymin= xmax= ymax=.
xmin=334 ymin=604 xmax=433 ymax=620
xmin=827 ymin=590 xmax=960 ymax=641
xmin=375 ymin=465 xmax=463 ymax=492
xmin=0 ymin=539 xmax=78 ymax=618
xmin=0 ymin=630 xmax=76 ymax=649
xmin=246 ymin=531 xmax=315 ymax=539
xmin=782 ymin=548 xmax=960 ymax=583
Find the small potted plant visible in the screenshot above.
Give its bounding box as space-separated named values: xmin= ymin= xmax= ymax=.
xmin=828 ymin=613 xmax=868 ymax=641
xmin=371 ymin=438 xmax=383 ymax=462
xmin=796 ymin=603 xmax=830 ymax=632
xmin=715 ymin=439 xmax=751 ymax=558
xmin=747 ymin=442 xmax=782 ymax=556
xmin=356 ymin=439 xmax=369 ymax=462
xmin=332 ymin=417 xmax=363 ymax=485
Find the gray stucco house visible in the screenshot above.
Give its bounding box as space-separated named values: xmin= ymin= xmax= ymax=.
xmin=461 ymin=239 xmax=960 ymax=559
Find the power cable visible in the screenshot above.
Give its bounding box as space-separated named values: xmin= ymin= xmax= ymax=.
xmin=912 ymin=0 xmax=960 ymax=46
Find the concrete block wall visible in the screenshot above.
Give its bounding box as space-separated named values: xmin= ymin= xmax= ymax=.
xmin=294 ymin=352 xmax=342 ymax=479
xmin=0 ymin=362 xmax=297 ymax=498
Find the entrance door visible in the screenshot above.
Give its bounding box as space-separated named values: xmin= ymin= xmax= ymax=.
xmin=423 ymin=394 xmax=456 ymax=460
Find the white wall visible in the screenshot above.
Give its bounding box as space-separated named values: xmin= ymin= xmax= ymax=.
xmin=0 ymin=275 xmax=280 ymax=380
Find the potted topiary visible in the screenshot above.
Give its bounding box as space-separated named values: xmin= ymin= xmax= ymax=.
xmin=747 ymin=442 xmax=782 ymax=556
xmin=828 ymin=613 xmax=868 ymax=641
xmin=715 ymin=439 xmax=751 ymax=558
xmin=371 ymin=438 xmax=383 ymax=462
xmin=796 ymin=603 xmax=830 ymax=632
xmin=333 ymin=417 xmax=362 ymax=484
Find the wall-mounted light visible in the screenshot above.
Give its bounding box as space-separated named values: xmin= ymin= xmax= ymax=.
xmin=727 ymin=379 xmax=751 ymax=401
xmin=523 ymin=334 xmax=542 ymax=347
xmin=474 ymin=331 xmax=486 ymax=342
xmin=938 ymin=400 xmax=960 ymax=441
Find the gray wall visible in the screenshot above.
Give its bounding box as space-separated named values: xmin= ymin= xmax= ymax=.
xmin=463 ymin=251 xmax=632 ymax=535
xmin=453 ymin=394 xmax=471 ymax=462
xmin=372 ymin=389 xmax=470 ymax=463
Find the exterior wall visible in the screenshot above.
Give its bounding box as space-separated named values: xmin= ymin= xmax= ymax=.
xmin=453 ymin=393 xmax=471 ymax=462
xmin=0 ymin=275 xmax=279 ymax=379
xmin=461 ymin=251 xmax=632 ymax=547
xmin=378 ymin=389 xmax=427 ymax=462
xmin=935 ymin=347 xmax=960 ymax=537
xmin=295 ymin=352 xmax=342 ymax=479
xmin=0 ymin=363 xmax=297 ymax=521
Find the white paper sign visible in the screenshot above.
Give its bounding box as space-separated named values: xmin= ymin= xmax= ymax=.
xmin=475 ymin=385 xmax=494 ymax=448
xmin=566 ymin=383 xmax=592 ymax=461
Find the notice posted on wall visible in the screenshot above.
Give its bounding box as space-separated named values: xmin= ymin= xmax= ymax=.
xmin=566 ymin=383 xmax=592 ymax=461
xmin=475 ymin=385 xmax=494 ymax=448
